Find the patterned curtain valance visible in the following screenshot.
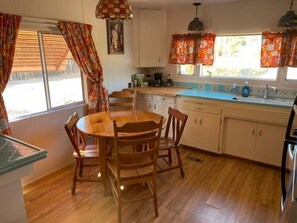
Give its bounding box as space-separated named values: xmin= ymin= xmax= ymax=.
xmin=261 ymin=29 xmax=297 ymax=67
xmin=169 ymin=33 xmax=215 ymax=66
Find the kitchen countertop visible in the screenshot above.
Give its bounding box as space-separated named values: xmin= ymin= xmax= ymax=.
xmin=0 ymin=134 xmax=47 ymax=175
xmin=125 ymin=87 xmax=294 ymax=108
xmin=177 ymin=88 xmax=294 ymax=108
xmin=126 ymin=86 xmax=189 ymax=97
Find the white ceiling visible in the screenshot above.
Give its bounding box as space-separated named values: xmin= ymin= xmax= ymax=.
xmin=129 ymin=0 xmax=240 ymax=9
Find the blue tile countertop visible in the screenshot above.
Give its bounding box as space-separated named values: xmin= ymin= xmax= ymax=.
xmin=177 ymin=89 xmax=295 ymax=108
xmin=0 ymin=134 xmax=47 ymax=175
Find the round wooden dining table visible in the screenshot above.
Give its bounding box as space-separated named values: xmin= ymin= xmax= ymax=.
xmin=76 ymin=110 xmax=163 ymax=195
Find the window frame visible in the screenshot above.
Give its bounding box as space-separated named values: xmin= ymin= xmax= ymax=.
xmin=6 ymin=29 xmax=86 ymax=121
xmin=174 ymin=34 xmax=297 ymax=89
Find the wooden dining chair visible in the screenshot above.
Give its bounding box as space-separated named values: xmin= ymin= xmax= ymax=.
xmin=106 ymin=118 xmax=163 ymax=223
xmin=157 ymin=107 xmax=188 ymax=178
xmin=108 ymin=90 xmax=136 ymax=110
xmin=64 ymin=112 xmax=100 ymax=194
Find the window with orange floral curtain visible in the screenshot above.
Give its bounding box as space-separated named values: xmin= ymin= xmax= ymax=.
xmin=58 ymin=21 xmax=109 ymax=114
xmin=169 ymin=33 xmax=215 ymax=66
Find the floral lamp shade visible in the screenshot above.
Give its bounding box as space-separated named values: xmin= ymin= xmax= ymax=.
xmin=95 ymin=0 xmax=133 ymax=20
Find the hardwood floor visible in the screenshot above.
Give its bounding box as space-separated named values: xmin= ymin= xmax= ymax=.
xmin=23 ymin=147 xmax=282 ymax=223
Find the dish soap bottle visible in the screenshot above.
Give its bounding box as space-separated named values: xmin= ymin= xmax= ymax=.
xmin=242 ymin=81 xmax=250 ymax=97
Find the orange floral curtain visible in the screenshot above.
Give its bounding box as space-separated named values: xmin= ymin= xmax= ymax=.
xmin=261 ymin=30 xmax=297 ymax=67
xmin=0 ymin=13 xmax=21 ymax=135
xmin=169 ymin=33 xmax=216 ymax=65
xmin=197 ymin=33 xmax=216 ymax=65
xmin=261 ymin=31 xmax=283 ymax=67
xmin=58 ymin=21 xmax=109 ymax=114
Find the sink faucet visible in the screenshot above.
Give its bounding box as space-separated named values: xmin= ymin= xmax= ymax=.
xmin=264 ymin=83 xmax=279 ymax=99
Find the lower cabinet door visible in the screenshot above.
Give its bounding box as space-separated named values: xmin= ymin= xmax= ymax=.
xmin=224 ymin=118 xmax=256 ymax=160
xmin=179 ymin=110 xmax=200 ymax=148
xmin=179 ymin=109 xmax=221 ymax=153
xmin=136 ymin=101 xmax=152 ymax=112
xmin=198 ymin=113 xmax=221 ymax=153
xmin=254 ymin=123 xmax=286 ymax=167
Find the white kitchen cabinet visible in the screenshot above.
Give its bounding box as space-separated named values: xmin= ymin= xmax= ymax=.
xmin=224 ymin=119 xmax=257 ymax=160
xmin=254 ymin=123 xmax=286 ymax=166
xmin=136 ymin=93 xmax=153 ymax=111
xmin=179 ymin=109 xmax=221 ymax=153
xmin=133 ymin=9 xmax=167 ymax=67
xmin=136 ymin=93 xmax=175 ymax=118
xmin=176 ymin=96 xmax=222 ymax=153
xmin=223 ymin=118 xmax=286 ymax=167
xmin=152 ymin=95 xmax=175 ymax=118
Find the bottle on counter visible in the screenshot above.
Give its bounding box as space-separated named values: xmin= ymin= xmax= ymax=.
xmin=231 ymin=83 xmax=237 ymax=95
xmin=166 ymin=74 xmax=173 ymax=87
xmin=242 ymin=81 xmax=250 ymax=97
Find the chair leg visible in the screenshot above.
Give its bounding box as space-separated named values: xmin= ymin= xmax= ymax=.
xmin=72 ymin=159 xmax=79 ymax=194
xmin=118 ymin=192 xmax=122 ymax=223
xmin=79 ymin=159 xmax=83 ymax=177
xmin=175 ymin=147 xmax=184 ymax=178
xmin=168 ymin=148 xmax=172 ymax=164
xmin=152 ymin=179 xmax=159 ymax=217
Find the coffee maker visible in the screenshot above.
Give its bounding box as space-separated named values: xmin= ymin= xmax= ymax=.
xmin=153 ymin=73 xmax=162 ymax=87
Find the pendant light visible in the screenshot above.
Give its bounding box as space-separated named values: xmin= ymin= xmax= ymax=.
xmin=188 ymin=2 xmax=204 ymax=31
xmin=95 ymin=0 xmax=133 ymax=20
xmin=278 ymin=0 xmax=297 ymax=27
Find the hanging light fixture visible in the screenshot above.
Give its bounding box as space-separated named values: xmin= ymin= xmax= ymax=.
xmin=278 ymin=0 xmax=297 ymax=27
xmin=188 ymin=2 xmax=204 ymax=31
xmin=95 ymin=0 xmax=133 ymax=20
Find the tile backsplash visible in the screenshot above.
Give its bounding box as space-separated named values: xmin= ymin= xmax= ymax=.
xmin=174 ymin=82 xmax=297 ymax=100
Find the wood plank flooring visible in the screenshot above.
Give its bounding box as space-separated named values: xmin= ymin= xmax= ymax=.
xmin=23 ymin=147 xmax=282 ymax=223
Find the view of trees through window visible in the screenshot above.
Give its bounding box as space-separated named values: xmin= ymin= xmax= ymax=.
xmin=201 ymin=35 xmax=277 ymax=79
xmin=3 ymin=30 xmax=84 ymax=120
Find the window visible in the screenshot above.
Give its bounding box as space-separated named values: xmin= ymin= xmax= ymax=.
xmin=201 ymin=35 xmax=277 ymax=80
xmin=3 ymin=30 xmax=84 ymax=120
xmin=178 ymin=64 xmax=196 ymax=75
xmin=287 ymin=67 xmax=297 ymax=80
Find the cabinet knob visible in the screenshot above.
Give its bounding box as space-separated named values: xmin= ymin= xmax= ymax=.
xmin=199 ymin=119 xmax=202 ymax=125
xmin=259 ymin=130 xmax=262 ymax=136
xmin=252 ymin=129 xmax=255 ymax=135
xmin=194 ymin=118 xmax=197 ymax=124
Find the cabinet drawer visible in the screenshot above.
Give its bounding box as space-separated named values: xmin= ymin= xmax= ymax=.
xmin=178 ymin=102 xmax=203 ymax=111
xmin=177 ymin=97 xmax=221 ymax=114
xmin=203 ymin=105 xmax=221 ymax=115
xmin=136 ymin=94 xmax=152 ymax=102
xmin=153 ymin=95 xmax=175 ymax=104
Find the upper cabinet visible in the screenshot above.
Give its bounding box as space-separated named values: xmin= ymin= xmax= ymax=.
xmin=133 ymin=9 xmax=167 ymax=68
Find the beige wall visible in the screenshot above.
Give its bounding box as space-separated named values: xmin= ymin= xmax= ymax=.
xmin=0 ymin=0 xmax=139 ymax=184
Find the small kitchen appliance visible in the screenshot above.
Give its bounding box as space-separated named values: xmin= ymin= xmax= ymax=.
xmin=153 ymin=73 xmax=162 ymax=87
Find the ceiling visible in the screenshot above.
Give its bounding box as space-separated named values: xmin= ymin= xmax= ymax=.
xmin=129 ymin=0 xmax=240 ymax=8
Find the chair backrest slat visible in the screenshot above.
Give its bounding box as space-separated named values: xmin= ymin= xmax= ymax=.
xmin=113 ymin=119 xmax=163 ymax=173
xmin=164 ymin=107 xmax=188 ymax=146
xmin=64 ymin=112 xmax=84 ymax=157
xmin=108 ymin=90 xmax=136 ymax=110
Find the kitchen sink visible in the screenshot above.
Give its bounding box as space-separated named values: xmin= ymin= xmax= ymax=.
xmin=233 ymin=95 xmax=294 ymax=107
